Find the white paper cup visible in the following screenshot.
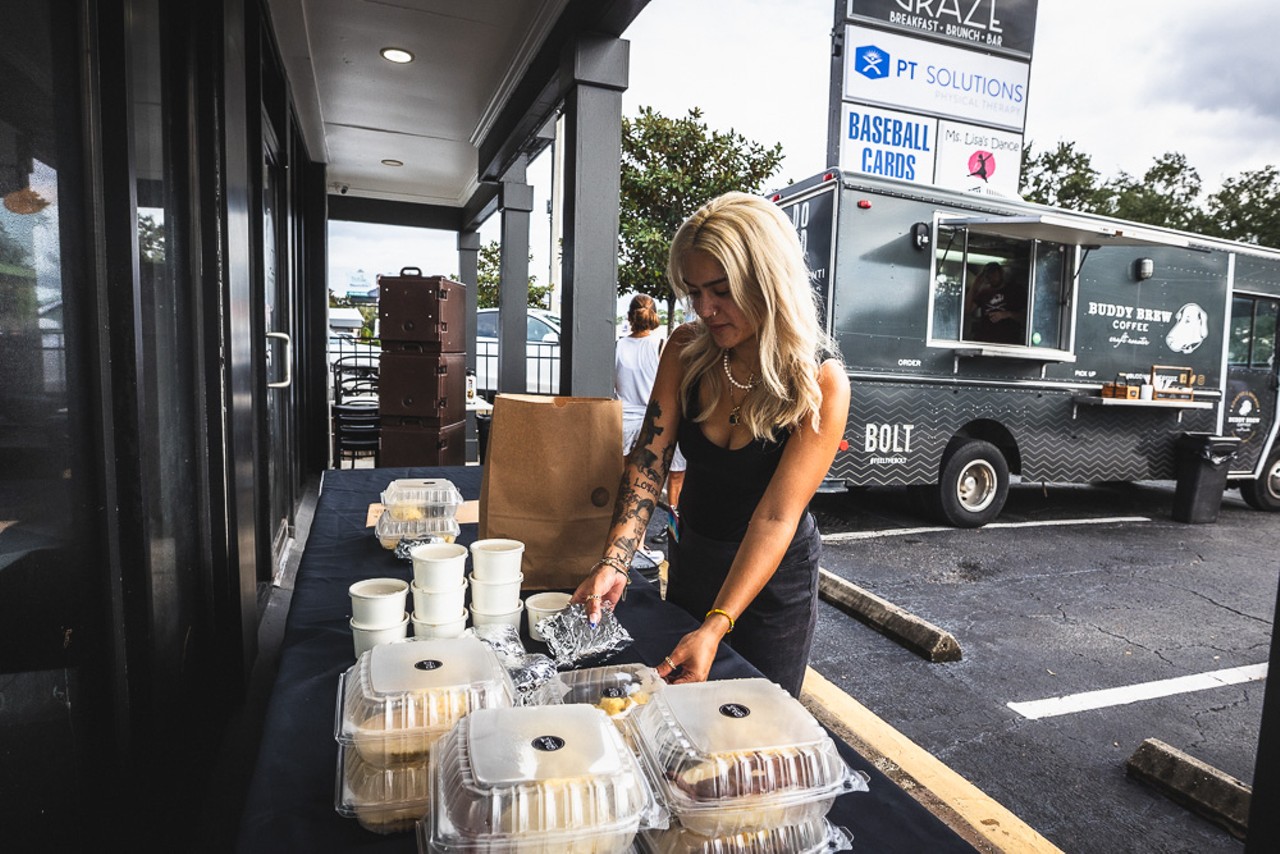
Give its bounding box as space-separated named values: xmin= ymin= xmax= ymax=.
xmin=469 ymin=538 xmax=525 ymax=582
xmin=411 ymin=577 xmax=468 ymax=623
xmin=410 ymin=542 xmax=469 ymax=591
xmin=351 ymin=613 xmax=409 ymax=658
xmin=525 ymin=591 xmax=572 ymax=642
xmin=469 ymin=600 xmax=524 ymax=631
xmin=469 ymin=571 xmax=523 ymax=614
xmin=411 ymin=609 xmax=468 ymax=639
xmin=349 ymin=577 xmax=410 ymax=628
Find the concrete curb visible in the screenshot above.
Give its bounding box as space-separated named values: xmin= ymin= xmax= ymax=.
xmin=1124 ymin=738 xmax=1250 ymax=840
xmin=818 ymin=568 xmax=962 ymax=662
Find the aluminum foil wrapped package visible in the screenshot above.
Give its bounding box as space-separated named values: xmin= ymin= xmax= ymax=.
xmin=467 ymin=623 xmax=558 ymax=699
xmin=540 ymin=602 xmax=633 ymax=668
xmin=393 ymin=536 xmax=447 ymax=561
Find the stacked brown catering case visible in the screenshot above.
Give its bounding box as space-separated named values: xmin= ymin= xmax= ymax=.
xmin=377 ymin=268 xmax=467 ymax=466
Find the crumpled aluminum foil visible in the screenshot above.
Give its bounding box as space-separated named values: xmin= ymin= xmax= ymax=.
xmin=539 ymin=602 xmax=633 ymax=668
xmin=393 ymin=536 xmax=451 ymax=560
xmin=467 ymin=623 xmax=558 ymax=699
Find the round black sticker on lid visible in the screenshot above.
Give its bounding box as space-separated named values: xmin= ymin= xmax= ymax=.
xmin=719 ymin=702 xmax=751 ymax=719
xmin=414 ymin=659 xmax=443 ymax=671
xmin=531 ymin=735 xmax=566 ymax=752
xmin=601 ymin=686 xmax=626 ymax=699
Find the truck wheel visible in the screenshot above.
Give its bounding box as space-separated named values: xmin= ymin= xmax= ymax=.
xmin=936 ymin=439 xmax=1009 ymax=528
xmin=1240 ymin=449 xmax=1280 ymax=511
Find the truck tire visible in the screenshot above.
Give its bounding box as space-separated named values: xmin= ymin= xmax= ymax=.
xmin=935 ymin=439 xmax=1009 ymax=528
xmin=1240 ymin=448 xmax=1280 ymax=511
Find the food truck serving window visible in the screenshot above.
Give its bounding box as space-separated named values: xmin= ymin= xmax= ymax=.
xmin=929 ymin=214 xmax=1188 ymax=357
xmin=930 ymin=225 xmax=1069 ymax=352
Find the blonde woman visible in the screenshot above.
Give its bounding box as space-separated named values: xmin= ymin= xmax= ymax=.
xmin=572 ymin=192 xmax=850 ymax=697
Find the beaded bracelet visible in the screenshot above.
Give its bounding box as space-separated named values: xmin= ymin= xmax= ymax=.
xmin=591 ymin=555 xmax=632 ymax=585
xmin=705 ymin=608 xmax=735 ymax=634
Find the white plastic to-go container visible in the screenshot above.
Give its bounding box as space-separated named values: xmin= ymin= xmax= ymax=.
xmin=636 ymin=815 xmax=854 ymax=853
xmin=375 ymin=514 xmax=461 ymax=551
xmin=349 ymin=577 xmax=410 ymax=628
xmin=468 ymin=571 xmax=523 ymax=613
xmin=334 ymin=745 xmax=432 ymax=835
xmin=411 ymin=577 xmax=468 ymax=622
xmin=419 ymin=704 xmax=667 ymax=853
xmin=410 ymin=542 xmax=469 ymax=590
xmin=380 ymin=477 xmax=464 ymax=520
xmin=468 ymin=538 xmax=525 ymax=582
xmin=334 ymin=637 xmax=516 ymax=767
xmin=550 ymin=663 xmax=665 ymax=722
xmin=626 ymin=678 xmax=867 ymax=837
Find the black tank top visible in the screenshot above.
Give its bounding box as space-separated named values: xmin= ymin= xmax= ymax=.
xmin=677 ymin=377 xmax=791 ymax=542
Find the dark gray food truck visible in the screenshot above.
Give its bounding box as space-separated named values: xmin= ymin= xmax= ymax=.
xmin=772 ymin=169 xmax=1280 ymax=526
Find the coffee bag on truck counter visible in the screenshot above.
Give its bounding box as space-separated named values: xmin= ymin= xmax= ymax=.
xmin=479 ymin=394 xmax=623 ymax=591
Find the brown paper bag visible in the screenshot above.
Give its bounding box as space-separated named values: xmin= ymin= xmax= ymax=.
xmin=479 ymin=394 xmax=623 ymax=591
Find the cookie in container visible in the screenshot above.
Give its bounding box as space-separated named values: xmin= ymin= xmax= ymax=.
xmin=626 ymin=678 xmax=867 ymax=837
xmin=418 ymin=704 xmax=667 ymax=853
xmin=335 ymin=637 xmax=515 ymax=767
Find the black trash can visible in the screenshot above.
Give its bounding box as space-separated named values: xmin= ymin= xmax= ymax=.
xmin=1172 ymin=433 xmax=1241 ymax=523
xmin=476 ymin=410 xmax=492 ymax=464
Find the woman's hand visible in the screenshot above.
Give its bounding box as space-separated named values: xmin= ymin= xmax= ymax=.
xmin=654 ymin=624 xmax=723 ymax=685
xmin=569 ymin=563 xmax=629 ymax=626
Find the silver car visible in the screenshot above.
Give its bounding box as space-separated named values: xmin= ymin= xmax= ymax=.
xmin=474 ymin=308 xmax=561 ymax=398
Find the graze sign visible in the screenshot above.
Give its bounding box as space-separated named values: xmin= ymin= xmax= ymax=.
xmin=843 ymin=25 xmax=1030 ymax=132
xmin=846 ymin=0 xmax=1039 ymax=57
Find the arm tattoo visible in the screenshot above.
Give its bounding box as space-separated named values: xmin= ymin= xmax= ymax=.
xmin=610 ymin=400 xmax=671 ymax=558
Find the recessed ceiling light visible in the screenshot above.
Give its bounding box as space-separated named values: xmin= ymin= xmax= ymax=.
xmin=380 ymin=47 xmax=414 ymax=64
xmin=381 ymin=159 xmax=404 ymax=167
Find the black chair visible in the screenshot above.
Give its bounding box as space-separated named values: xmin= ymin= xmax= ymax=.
xmin=332 ymin=400 xmax=380 ymax=468
xmin=332 ymin=354 xmax=379 ymax=405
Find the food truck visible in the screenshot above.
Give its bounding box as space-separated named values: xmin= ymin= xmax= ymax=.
xmin=772 ymin=169 xmax=1280 ymax=526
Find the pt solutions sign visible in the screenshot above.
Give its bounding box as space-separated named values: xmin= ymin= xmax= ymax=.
xmin=830 ymin=1 xmax=1039 ymax=197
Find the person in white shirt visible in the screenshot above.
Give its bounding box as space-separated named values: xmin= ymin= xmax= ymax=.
xmin=617 ymin=294 xmax=685 ymax=523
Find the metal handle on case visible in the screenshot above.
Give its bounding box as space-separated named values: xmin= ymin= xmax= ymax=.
xmin=267 ymin=331 xmax=292 ymax=388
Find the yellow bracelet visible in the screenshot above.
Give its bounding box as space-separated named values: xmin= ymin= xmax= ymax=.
xmin=704 ymin=608 xmax=735 ymax=634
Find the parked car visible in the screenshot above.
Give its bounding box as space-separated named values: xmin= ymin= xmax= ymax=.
xmin=474 ymin=308 xmax=561 ymax=398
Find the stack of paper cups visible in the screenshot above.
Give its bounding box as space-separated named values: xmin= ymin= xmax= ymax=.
xmin=409 ymin=543 xmax=469 ymax=638
xmin=468 ymin=538 xmax=525 ymax=629
xmin=348 ymin=578 xmax=410 ymax=657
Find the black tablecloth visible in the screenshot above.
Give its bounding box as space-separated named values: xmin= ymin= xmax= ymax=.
xmin=237 ymin=466 xmax=976 ymax=852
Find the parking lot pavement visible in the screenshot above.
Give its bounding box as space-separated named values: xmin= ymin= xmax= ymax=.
xmin=807 ymin=480 xmax=1271 ymax=853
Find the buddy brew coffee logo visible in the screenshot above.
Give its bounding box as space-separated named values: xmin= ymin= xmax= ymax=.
xmin=1228 ymin=391 xmax=1263 ymax=440
xmin=414 ymin=659 xmax=443 ymax=671
xmin=531 ymin=735 xmax=566 ymax=752
xmin=719 ymin=703 xmax=751 ymax=719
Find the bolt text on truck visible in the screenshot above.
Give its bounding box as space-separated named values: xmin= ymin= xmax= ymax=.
xmin=772 ymin=170 xmax=1280 ymax=527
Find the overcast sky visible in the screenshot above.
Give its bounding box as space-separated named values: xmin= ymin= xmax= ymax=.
xmin=329 ymin=0 xmax=1280 ymax=299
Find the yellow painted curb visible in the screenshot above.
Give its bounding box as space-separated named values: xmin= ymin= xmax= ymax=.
xmin=801 ymin=667 xmax=1064 ymax=854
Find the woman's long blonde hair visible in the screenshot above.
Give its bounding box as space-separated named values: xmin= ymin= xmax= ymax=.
xmin=667 ymin=191 xmax=839 ymax=439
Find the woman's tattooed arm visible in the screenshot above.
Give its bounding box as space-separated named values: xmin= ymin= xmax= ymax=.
xmin=608 ymin=399 xmax=671 ymax=558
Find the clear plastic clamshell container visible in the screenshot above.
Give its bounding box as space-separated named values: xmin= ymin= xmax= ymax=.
xmin=334 ymin=637 xmax=515 ymax=767
xmin=380 ymin=477 xmax=464 ymax=521
xmin=375 ymin=512 xmax=461 ymax=550
xmin=420 ymin=704 xmax=667 ymax=853
xmin=626 ymin=678 xmax=866 ymax=837
xmin=552 ymin=663 xmax=665 ymax=720
xmin=636 ymin=815 xmax=853 ymax=853
xmin=334 ymin=745 xmax=431 ymax=835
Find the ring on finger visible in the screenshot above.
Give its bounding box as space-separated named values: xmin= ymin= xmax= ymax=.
xmin=663 ymin=655 xmax=675 ymax=670
xmin=586 ymin=593 xmax=603 ymax=601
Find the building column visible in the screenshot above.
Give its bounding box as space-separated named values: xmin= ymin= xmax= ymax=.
xmin=458 ymin=228 xmax=481 ymax=460
xmin=559 ymin=33 xmax=628 ymax=398
xmin=498 ymin=155 xmax=533 ymax=393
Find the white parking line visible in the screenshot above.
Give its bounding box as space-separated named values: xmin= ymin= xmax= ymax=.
xmin=821 ymin=516 xmax=1151 ymax=543
xmin=1008 ymin=663 xmax=1269 ymax=720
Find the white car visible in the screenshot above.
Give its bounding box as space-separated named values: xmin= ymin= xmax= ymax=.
xmin=474 ymin=308 xmax=561 ymax=398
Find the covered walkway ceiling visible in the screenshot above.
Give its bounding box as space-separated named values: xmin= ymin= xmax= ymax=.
xmin=266 ymin=0 xmax=647 ymax=208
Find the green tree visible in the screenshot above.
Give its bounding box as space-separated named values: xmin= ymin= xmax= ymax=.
xmin=619 ymin=107 xmax=784 ymax=322
xmin=1200 ymin=166 xmax=1280 ymax=248
xmin=475 ymin=240 xmax=552 ymax=309
xmin=1019 ymin=141 xmax=1107 ymax=212
xmin=1103 ymin=153 xmax=1204 ymax=232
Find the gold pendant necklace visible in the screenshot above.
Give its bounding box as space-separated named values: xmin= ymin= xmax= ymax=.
xmin=723 ymin=349 xmax=757 ymax=426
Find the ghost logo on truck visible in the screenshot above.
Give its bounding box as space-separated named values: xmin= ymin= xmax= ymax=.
xmin=1165 ymin=303 xmax=1209 ymax=354
xmin=865 ymin=422 xmax=915 ymax=465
